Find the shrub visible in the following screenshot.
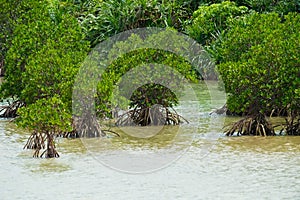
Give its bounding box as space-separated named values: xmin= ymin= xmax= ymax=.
xmin=216 ymin=12 xmax=300 ymax=116
xmin=187 ymin=1 xmax=248 ymax=45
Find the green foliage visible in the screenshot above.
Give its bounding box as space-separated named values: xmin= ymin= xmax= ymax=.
xmin=94 ymin=31 xmax=201 ymax=117
xmin=1 ymin=1 xmax=47 ymax=98
xmin=1 ymin=1 xmax=58 ymax=98
xmin=1 ymin=0 xmax=90 ymax=133
xmin=214 ymin=12 xmax=282 ymax=63
xmin=239 ymin=0 xmax=299 ymax=15
xmin=190 ymin=0 xmax=300 ymax=14
xmin=217 ymin=12 xmax=300 ymax=115
xmin=128 ymin=83 xmax=178 ymax=108
xmin=0 ymin=0 xmax=38 ymax=67
xmin=96 ymin=48 xmax=196 ymax=117
xmin=20 ymin=17 xmax=90 ymax=107
xmin=187 ymin=1 xmax=248 ymax=45
xmin=72 ymin=0 xmax=194 ymax=46
xmin=2 ymin=0 xmax=298 ymax=138
xmin=16 ymin=96 xmax=72 ymax=133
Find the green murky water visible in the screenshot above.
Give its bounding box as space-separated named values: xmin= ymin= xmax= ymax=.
xmin=0 ymin=81 xmax=299 ymax=199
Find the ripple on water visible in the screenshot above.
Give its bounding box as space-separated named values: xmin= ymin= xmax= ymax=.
xmin=1 ymin=105 xmax=300 ymax=199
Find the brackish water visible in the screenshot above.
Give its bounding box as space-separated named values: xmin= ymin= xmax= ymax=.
xmin=0 ymin=81 xmax=299 ymax=199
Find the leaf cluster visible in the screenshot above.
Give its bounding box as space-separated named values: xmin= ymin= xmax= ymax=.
xmin=187 ymin=1 xmax=249 ymax=45
xmin=96 ymin=48 xmax=197 ymax=117
xmin=64 ymin=0 xmax=196 ymax=46
xmin=216 ymin=12 xmax=300 ymax=115
xmin=1 ymin=0 xmax=90 ymax=132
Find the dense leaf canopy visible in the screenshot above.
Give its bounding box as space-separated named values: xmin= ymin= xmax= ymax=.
xmin=216 ymin=12 xmax=300 ymax=115
xmin=0 ymin=0 xmax=299 ymax=141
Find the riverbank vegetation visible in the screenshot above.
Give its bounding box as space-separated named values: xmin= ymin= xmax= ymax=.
xmin=0 ymin=0 xmax=299 ymax=157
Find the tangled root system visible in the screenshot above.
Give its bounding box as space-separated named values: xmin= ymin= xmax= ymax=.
xmin=72 ymin=115 xmax=105 ymax=138
xmin=281 ymin=116 xmax=300 ymax=135
xmin=225 ymin=113 xmax=275 ymax=136
xmin=24 ymin=131 xmax=59 ymax=158
xmin=116 ymin=105 xmax=188 ymax=126
xmin=0 ymin=100 xmax=24 ymax=118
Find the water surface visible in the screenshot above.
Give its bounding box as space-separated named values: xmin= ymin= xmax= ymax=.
xmin=0 ymin=82 xmax=299 ymax=199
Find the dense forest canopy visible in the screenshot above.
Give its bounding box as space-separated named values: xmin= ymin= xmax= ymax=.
xmin=0 ymin=0 xmax=299 ymax=157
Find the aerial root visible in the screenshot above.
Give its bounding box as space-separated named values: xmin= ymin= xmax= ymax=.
xmin=281 ymin=116 xmax=300 ymax=135
xmin=116 ymin=105 xmax=188 ymax=126
xmin=73 ymin=115 xmax=105 ymax=138
xmin=225 ymin=113 xmax=275 ymax=136
xmin=102 ymin=129 xmax=120 ymax=137
xmin=24 ymin=131 xmax=59 ymax=158
xmin=0 ymin=100 xmax=24 ymax=118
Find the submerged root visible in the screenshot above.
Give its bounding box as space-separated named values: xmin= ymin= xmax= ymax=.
xmin=40 ymin=133 xmax=59 ymax=158
xmin=24 ymin=131 xmax=59 ymax=158
xmin=281 ymin=116 xmax=300 ymax=135
xmin=210 ymin=104 xmax=228 ymax=115
xmin=73 ymin=115 xmax=106 ymax=138
xmin=24 ymin=131 xmax=46 ymax=150
xmin=24 ymin=115 xmax=113 ymax=158
xmin=102 ymin=129 xmax=120 ymax=137
xmin=225 ymin=113 xmax=275 ymax=136
xmin=116 ymin=105 xmax=188 ymax=126
xmin=61 ymin=129 xmax=78 ymax=138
